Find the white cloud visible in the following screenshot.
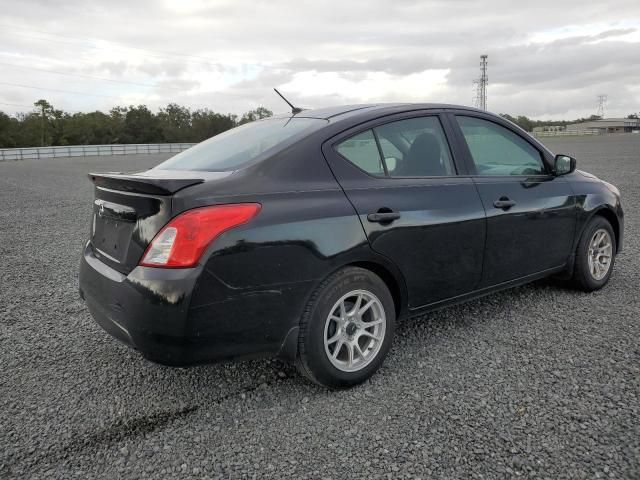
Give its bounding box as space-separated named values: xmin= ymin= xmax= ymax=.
xmin=280 ymin=70 xmax=450 ymax=106
xmin=0 ymin=0 xmax=638 ymax=119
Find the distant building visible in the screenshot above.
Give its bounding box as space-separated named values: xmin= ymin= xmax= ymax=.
xmin=566 ymin=118 xmax=640 ymax=134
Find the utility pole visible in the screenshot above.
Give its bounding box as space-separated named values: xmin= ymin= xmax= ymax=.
xmin=596 ymin=95 xmax=607 ymax=119
xmin=474 ymin=55 xmax=488 ymax=110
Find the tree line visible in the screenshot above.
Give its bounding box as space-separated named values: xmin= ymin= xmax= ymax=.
xmin=0 ymin=100 xmax=273 ymax=148
xmin=2 ymin=100 xmax=638 ymax=148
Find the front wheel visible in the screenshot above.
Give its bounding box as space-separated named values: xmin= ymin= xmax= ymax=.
xmin=296 ymin=267 xmax=396 ymax=389
xmin=571 ymin=216 xmax=616 ymax=291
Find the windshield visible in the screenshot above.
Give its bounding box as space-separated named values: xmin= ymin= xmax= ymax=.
xmin=155 ymin=117 xmax=326 ymax=172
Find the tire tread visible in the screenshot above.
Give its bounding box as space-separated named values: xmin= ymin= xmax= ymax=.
xmin=296 ymin=268 xmax=355 ymax=386
xmin=571 ymin=216 xmax=616 ymax=292
xmin=296 ymin=267 xmax=394 ymax=388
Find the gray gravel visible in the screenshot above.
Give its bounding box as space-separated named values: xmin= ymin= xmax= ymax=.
xmin=1 ymin=137 xmax=639 ymax=479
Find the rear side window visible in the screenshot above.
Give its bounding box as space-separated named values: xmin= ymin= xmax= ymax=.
xmin=456 ymin=116 xmax=546 ymax=176
xmin=335 ymin=130 xmax=385 ymax=175
xmin=375 ymin=117 xmax=454 ymax=177
xmin=156 ymin=117 xmax=326 ymax=172
xmin=334 ymin=116 xmax=455 ymax=177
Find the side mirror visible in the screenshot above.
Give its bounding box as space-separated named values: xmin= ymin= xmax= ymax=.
xmin=554 ymin=154 xmax=576 ymax=176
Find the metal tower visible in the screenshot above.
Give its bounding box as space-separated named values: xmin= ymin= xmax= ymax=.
xmin=474 ymin=55 xmax=488 ymax=110
xmin=596 ymin=95 xmax=607 ymax=118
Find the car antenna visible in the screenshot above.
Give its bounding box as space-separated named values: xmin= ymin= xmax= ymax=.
xmin=274 ymin=88 xmax=304 ymax=115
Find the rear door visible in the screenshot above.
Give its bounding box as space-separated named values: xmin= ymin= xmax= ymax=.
xmin=449 ymin=113 xmax=576 ymax=287
xmin=322 ymin=112 xmax=486 ymax=309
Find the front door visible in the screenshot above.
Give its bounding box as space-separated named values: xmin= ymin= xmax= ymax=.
xmin=323 ymin=113 xmax=487 ymax=308
xmin=452 ymin=114 xmax=576 ymax=287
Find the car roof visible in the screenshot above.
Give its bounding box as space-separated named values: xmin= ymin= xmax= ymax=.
xmin=291 ymin=103 xmax=487 ymax=121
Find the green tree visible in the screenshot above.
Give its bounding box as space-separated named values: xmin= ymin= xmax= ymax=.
xmin=0 ymin=112 xmax=20 ymax=148
xmin=500 ymin=113 xmax=537 ymax=131
xmin=108 ymin=106 xmax=128 ymax=143
xmin=14 ymin=112 xmax=43 ymax=148
xmin=49 ymin=108 xmax=66 ymax=146
xmin=121 ymin=105 xmax=163 ymax=143
xmin=238 ymin=106 xmax=273 ymax=125
xmin=0 ymin=102 xmax=281 ymax=148
xmin=190 ymin=109 xmax=237 ymax=142
xmin=158 ymin=103 xmax=192 ymax=142
xmin=63 ymin=111 xmax=118 ymax=145
xmin=33 ymin=99 xmax=55 ymax=146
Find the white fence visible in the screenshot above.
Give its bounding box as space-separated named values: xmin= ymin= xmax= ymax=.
xmin=532 ymin=130 xmax=600 ymax=138
xmin=0 ymin=143 xmax=196 ymax=161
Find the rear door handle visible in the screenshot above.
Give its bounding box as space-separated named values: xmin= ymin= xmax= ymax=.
xmin=493 ymin=197 xmax=516 ymax=210
xmin=367 ymin=211 xmax=401 ymax=223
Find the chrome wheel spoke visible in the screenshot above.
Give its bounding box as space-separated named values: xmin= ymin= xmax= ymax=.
xmin=323 ymin=289 xmax=387 ymax=373
xmin=346 ymin=342 xmax=354 ymax=367
xmin=359 ymin=330 xmax=382 ymax=342
xmin=363 ymin=318 xmax=383 ymax=327
xmin=358 ymin=299 xmax=375 ymax=316
xmin=339 ymin=301 xmax=347 ymax=319
xmin=327 ymin=331 xmax=341 ymax=345
xmin=350 ymin=294 xmax=364 ymax=316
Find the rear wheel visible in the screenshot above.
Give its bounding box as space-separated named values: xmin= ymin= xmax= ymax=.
xmin=296 ymin=267 xmax=395 ymax=389
xmin=571 ymin=216 xmax=616 ymax=291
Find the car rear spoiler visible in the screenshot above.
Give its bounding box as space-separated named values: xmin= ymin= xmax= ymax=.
xmin=88 ymin=172 xmax=205 ymax=195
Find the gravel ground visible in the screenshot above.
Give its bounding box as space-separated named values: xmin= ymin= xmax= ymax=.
xmin=1 ymin=136 xmax=639 ymax=479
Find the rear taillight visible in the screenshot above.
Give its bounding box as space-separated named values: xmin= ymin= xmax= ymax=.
xmin=140 ymin=203 xmax=261 ymax=268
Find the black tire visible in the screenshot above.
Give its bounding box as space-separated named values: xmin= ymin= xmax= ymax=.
xmin=296 ymin=267 xmax=396 ymax=389
xmin=571 ymin=216 xmax=616 ymax=292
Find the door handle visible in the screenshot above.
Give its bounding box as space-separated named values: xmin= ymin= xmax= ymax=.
xmin=493 ymin=197 xmax=516 ymax=210
xmin=367 ymin=210 xmax=401 ymax=223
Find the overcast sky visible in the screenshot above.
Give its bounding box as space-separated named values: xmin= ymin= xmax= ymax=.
xmin=1 ymin=0 xmax=639 ymax=119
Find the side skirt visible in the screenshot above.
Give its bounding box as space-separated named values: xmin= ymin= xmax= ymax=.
xmin=406 ymin=264 xmax=567 ymax=318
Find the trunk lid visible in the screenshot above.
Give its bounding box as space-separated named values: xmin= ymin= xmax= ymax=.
xmin=87 ymin=170 xmax=214 ymax=274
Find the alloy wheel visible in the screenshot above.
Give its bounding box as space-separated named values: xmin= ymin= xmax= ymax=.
xmin=587 ymin=228 xmax=613 ymax=281
xmin=323 ymin=289 xmax=386 ymax=372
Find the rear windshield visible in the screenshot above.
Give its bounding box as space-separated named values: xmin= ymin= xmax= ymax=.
xmin=156 ymin=117 xmax=326 ymax=171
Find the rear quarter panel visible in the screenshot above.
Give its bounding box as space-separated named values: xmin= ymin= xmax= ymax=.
xmin=172 ymin=139 xmax=405 ymax=359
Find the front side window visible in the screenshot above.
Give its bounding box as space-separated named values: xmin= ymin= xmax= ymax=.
xmin=456 ymin=116 xmax=546 ymax=176
xmin=334 ymin=116 xmax=455 ymax=177
xmin=156 ymin=117 xmax=326 ymax=172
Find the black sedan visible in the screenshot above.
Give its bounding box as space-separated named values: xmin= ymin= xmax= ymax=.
xmin=79 ymin=104 xmax=623 ymax=388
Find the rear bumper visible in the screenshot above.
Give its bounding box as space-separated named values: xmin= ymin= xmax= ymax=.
xmin=79 ymin=243 xmax=305 ymax=366
xmin=79 ymin=243 xmax=205 ymax=365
